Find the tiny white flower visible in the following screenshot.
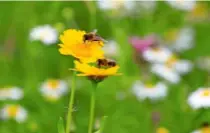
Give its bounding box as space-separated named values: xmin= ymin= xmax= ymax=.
xmin=0 ymin=104 xmax=28 ymax=123
xmin=137 ymin=1 xmax=156 ymax=12
xmin=167 ymin=27 xmax=194 ymax=52
xmin=69 ymin=120 xmax=76 ymax=131
xmin=166 ymin=0 xmax=196 ymax=11
xmin=0 ymin=87 xmax=23 ymax=101
xmin=30 ymin=25 xmax=58 ymax=45
xmin=95 ymin=118 xmax=101 ymax=130
xmin=196 ymin=56 xmax=210 ymax=72
xmin=132 ymin=81 xmax=168 ymax=101
xmin=40 ymin=79 xmax=68 ymax=101
xmin=142 ymin=47 xmax=172 ymax=63
xmin=188 ymin=88 xmax=210 ymax=109
xmin=103 ymin=40 xmax=119 ymax=57
xmin=151 ymin=64 xmax=180 ymax=84
xmin=97 ymin=0 xmax=135 ymax=11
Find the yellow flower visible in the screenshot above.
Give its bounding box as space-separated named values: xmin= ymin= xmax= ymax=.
xmin=72 ymin=60 xmax=120 ymax=82
xmin=58 ymin=29 xmax=104 ymax=63
xmin=202 ymin=127 xmax=210 ymax=133
xmin=201 ymin=122 xmax=210 ymax=133
xmin=156 ymin=127 xmax=169 ymax=133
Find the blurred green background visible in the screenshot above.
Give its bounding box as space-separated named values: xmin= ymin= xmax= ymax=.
xmin=1 ymin=1 xmax=210 ymax=133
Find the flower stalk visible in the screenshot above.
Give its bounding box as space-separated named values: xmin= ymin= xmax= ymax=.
xmin=66 ymin=71 xmax=76 ymax=133
xmin=88 ymin=82 xmax=98 ymax=133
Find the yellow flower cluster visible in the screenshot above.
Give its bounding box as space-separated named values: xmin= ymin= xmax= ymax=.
xmin=58 ymin=29 xmax=120 ymax=81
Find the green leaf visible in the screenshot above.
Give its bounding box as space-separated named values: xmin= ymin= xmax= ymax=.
xmin=58 ymin=117 xmax=65 ymax=133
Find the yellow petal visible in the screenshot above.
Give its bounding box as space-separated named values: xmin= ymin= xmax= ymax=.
xmin=58 ymin=29 xmax=104 ymax=63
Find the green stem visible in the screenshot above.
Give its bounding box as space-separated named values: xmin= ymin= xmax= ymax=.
xmin=66 ymin=71 xmax=76 ymax=133
xmin=88 ymin=83 xmax=98 ymax=133
xmin=85 ymin=1 xmax=96 ymax=30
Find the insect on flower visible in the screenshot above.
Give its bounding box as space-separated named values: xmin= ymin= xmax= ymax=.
xmin=58 ymin=29 xmax=104 ymax=63
xmin=83 ymin=29 xmax=107 ymax=45
xmin=97 ymin=58 xmax=117 ymax=68
xmin=72 ymin=59 xmax=121 ymax=83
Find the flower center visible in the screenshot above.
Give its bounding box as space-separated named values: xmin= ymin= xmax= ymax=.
xmin=72 ymin=43 xmax=92 ymax=57
xmin=165 ymin=29 xmax=178 ymax=42
xmin=145 ymin=83 xmax=154 ymax=89
xmin=166 ymin=55 xmax=178 ymax=68
xmin=7 ymin=105 xmax=19 ymax=117
xmin=47 ymin=80 xmax=59 ymax=90
xmin=202 ymin=90 xmax=210 ymax=97
xmin=191 ymin=3 xmax=207 ymax=18
xmin=152 ymin=47 xmax=161 ymax=52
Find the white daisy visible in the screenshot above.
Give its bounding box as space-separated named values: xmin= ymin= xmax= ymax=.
xmin=166 ymin=55 xmax=193 ymax=74
xmin=151 ymin=64 xmax=180 ymax=84
xmin=173 ymin=60 xmax=193 ymax=74
xmin=0 ymin=104 xmax=28 ymax=123
xmin=142 ymin=47 xmax=172 ymax=63
xmin=103 ymin=40 xmax=119 ymax=57
xmin=188 ymin=88 xmax=210 ymax=109
xmin=97 ymin=0 xmax=135 ymax=11
xmin=0 ymin=86 xmax=23 ymax=101
xmin=30 ymin=25 xmax=58 ymax=45
xmin=169 ymin=27 xmax=194 ymax=52
xmin=0 ymin=90 xmax=9 ymax=100
xmin=132 ymin=81 xmax=168 ymax=101
xmin=166 ymin=0 xmax=196 ymax=11
xmin=151 ymin=55 xmax=192 ymax=84
xmin=40 ymin=79 xmax=68 ymax=101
